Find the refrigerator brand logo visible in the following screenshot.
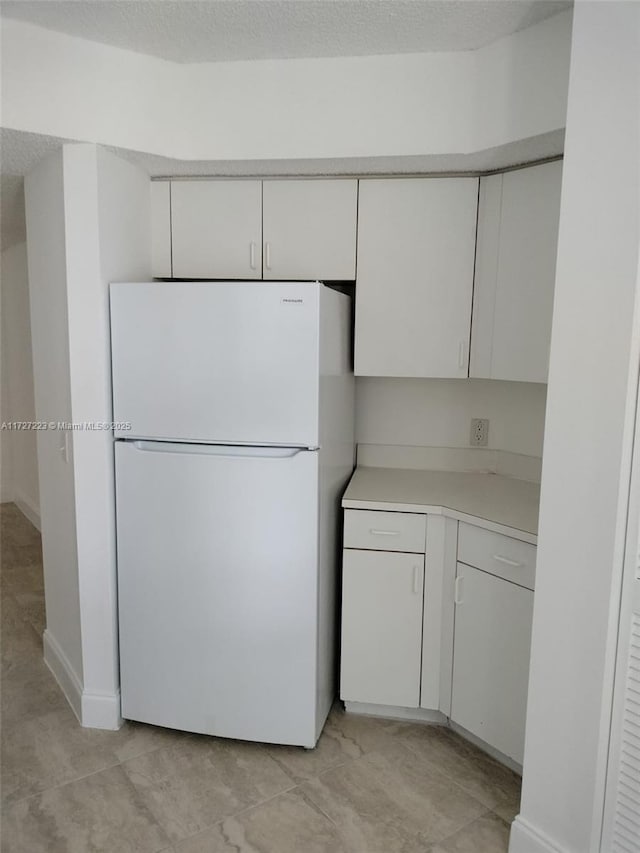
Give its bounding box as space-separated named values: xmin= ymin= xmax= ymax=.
xmin=281 ymin=298 xmax=304 ymax=305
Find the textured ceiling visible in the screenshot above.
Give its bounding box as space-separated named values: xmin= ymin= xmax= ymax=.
xmin=0 ymin=0 xmax=571 ymax=63
xmin=0 ymin=127 xmax=564 ymax=252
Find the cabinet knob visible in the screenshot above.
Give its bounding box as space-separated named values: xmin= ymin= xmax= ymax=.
xmin=249 ymin=242 xmax=257 ymax=270
xmin=264 ymin=241 xmax=272 ymax=271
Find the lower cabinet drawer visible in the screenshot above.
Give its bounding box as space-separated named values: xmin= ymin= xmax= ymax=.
xmin=343 ymin=509 xmax=426 ymax=553
xmin=340 ymin=549 xmax=424 ymax=707
xmin=457 ymin=522 xmax=536 ymax=590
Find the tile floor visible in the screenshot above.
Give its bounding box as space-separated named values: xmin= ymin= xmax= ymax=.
xmin=1 ymin=501 xmax=520 ymax=852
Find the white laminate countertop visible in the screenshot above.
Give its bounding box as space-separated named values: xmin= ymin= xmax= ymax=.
xmin=342 ymin=467 xmax=540 ymax=544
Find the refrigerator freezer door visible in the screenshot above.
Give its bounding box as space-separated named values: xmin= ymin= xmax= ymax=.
xmin=110 ymin=282 xmax=320 ymax=446
xmin=115 ymin=440 xmax=320 ymax=746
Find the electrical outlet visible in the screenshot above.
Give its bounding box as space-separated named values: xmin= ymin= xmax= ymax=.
xmin=470 ymin=418 xmax=489 ymax=447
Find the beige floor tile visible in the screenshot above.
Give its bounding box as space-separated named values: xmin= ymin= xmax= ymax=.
xmin=1 ymin=558 xmax=45 ymax=596
xmin=264 ymin=704 xmax=410 ymax=784
xmin=428 ymin=812 xmax=511 ymax=853
xmin=1 ymin=504 xmax=40 ymax=548
xmin=1 ymin=595 xmax=42 ymax=668
xmin=13 ymin=591 xmax=46 ymax=635
xmin=1 ymin=708 xmax=185 ymax=804
xmin=397 ymin=724 xmax=521 ymax=820
xmin=173 ymin=789 xmax=345 ymax=853
xmin=122 ymin=736 xmax=296 ymax=842
xmin=492 ymin=793 xmax=522 ymax=825
xmin=0 ymin=764 xmax=170 ymax=853
xmin=302 ymin=744 xmax=487 ymax=852
xmin=1 ymin=659 xmax=68 ymax=725
xmin=1 ymin=707 xmax=118 ymax=803
xmin=109 ymin=719 xmax=194 ymax=764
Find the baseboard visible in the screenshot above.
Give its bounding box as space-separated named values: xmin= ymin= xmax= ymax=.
xmin=344 ymin=701 xmax=447 ymax=725
xmin=449 ymin=720 xmax=522 ymax=775
xmin=81 ymin=689 xmax=123 ymax=731
xmin=43 ymin=629 xmax=122 ymax=730
xmin=509 ymin=816 xmax=566 ymax=853
xmin=14 ymin=491 xmax=41 ymax=531
xmin=43 ymin=629 xmax=83 ymax=723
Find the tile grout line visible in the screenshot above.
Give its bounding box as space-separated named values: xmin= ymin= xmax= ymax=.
xmin=0 ymin=731 xmax=194 ymax=811
xmin=1 ymin=758 xmax=125 ymax=810
xmin=169 ymin=780 xmax=301 ymax=848
xmin=392 ymin=733 xmax=520 ymax=815
xmin=433 ymin=805 xmax=497 ymax=848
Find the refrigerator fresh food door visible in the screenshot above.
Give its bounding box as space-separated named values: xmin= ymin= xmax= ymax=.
xmin=115 ymin=440 xmax=319 ymax=746
xmin=110 ymin=281 xmax=320 ymax=446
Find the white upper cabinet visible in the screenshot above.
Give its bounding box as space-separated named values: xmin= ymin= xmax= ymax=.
xmin=355 ymin=178 xmax=478 ymax=378
xmin=171 ymin=180 xmax=262 ymax=279
xmin=262 ymin=180 xmax=357 ymax=280
xmin=470 ymin=160 xmax=563 ymax=383
xmin=151 ymin=182 xmax=172 ymax=278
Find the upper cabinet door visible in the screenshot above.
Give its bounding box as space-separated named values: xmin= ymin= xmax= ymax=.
xmin=355 ymin=178 xmax=478 ymax=378
xmin=262 ymin=180 xmax=357 ymax=280
xmin=171 ymin=180 xmax=262 ymax=279
xmin=471 ymin=160 xmax=563 ymax=383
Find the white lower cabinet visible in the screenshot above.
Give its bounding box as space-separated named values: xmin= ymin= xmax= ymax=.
xmin=340 ymin=505 xmax=536 ymax=769
xmin=340 ymin=549 xmax=424 ymax=708
xmin=450 ymin=562 xmax=534 ymax=765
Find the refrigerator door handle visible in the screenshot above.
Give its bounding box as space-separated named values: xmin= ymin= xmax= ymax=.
xmin=131 ymin=441 xmax=308 ymax=459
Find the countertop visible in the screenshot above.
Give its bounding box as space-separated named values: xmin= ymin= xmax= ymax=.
xmin=342 ymin=466 xmax=540 ymax=544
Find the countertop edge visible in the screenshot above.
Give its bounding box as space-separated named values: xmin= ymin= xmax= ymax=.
xmin=341 ymin=465 xmax=539 ymax=545
xmin=342 ymin=498 xmax=537 ymax=544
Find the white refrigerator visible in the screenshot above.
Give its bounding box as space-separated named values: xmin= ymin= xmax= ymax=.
xmin=110 ymin=281 xmax=354 ymax=748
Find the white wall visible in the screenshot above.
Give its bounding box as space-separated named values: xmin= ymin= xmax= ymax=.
xmin=25 ymin=143 xmax=151 ymax=729
xmin=356 ymin=378 xmax=547 ymax=458
xmin=25 ymin=150 xmax=83 ymax=683
xmin=471 ymin=10 xmax=571 ymax=152
xmin=0 ymin=241 xmax=39 ymax=522
xmin=67 ymin=145 xmax=150 ymax=723
xmin=510 ymin=3 xmax=640 ymax=852
xmin=1 ymin=11 xmax=571 ymax=163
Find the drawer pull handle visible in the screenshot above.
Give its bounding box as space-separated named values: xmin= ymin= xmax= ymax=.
xmin=493 ymin=554 xmax=523 ymax=568
xmin=249 ymin=241 xmax=257 ymax=270
xmin=264 ymin=241 xmax=272 ymax=270
xmin=413 ymin=566 xmax=421 ymax=594
xmin=454 ymin=576 xmax=463 ymax=605
xmin=458 ymin=340 xmax=466 ymax=369
xmin=369 ymin=529 xmax=400 ymax=536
